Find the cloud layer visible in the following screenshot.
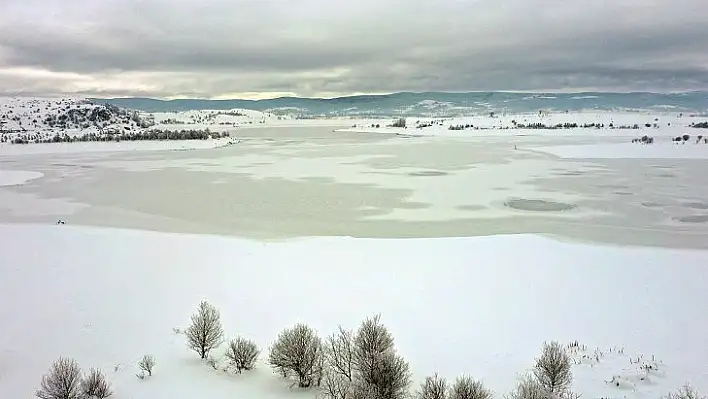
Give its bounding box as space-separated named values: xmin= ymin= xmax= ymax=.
xmin=1 ymin=0 xmax=707 ymax=98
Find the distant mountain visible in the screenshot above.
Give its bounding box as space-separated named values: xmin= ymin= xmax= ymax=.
xmin=91 ymin=91 xmax=708 ymax=117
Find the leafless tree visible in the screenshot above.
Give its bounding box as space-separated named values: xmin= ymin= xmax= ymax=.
xmin=664 ymin=384 xmax=706 ymax=399
xmin=268 ymin=323 xmax=325 ymax=388
xmin=321 ymin=370 xmax=354 ymax=399
xmin=449 ymin=375 xmax=492 ymax=399
xmin=138 ymin=355 xmax=155 ymax=376
xmin=505 ymin=374 xmax=546 ymax=399
xmin=534 ymin=341 xmax=572 ymax=395
xmin=353 ymin=314 xmax=394 ymax=384
xmin=348 ymin=315 xmax=411 ymax=399
xmin=327 ymin=326 xmax=355 ymax=382
xmin=81 ymin=368 xmax=113 ymax=398
xmin=351 ymin=350 xmax=411 ymax=399
xmin=36 ymin=357 xmax=84 ymax=399
xmin=186 ymin=300 xmax=224 ymax=359
xmin=416 ymin=373 xmax=447 ymax=399
xmin=225 ymin=337 xmax=260 ymax=373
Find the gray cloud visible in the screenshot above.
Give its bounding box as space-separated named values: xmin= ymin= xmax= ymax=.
xmin=1 ymin=0 xmax=707 ymax=98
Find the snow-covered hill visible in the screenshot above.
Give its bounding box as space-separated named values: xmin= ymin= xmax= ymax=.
xmin=0 ymin=97 xmax=156 ymax=141
xmin=0 ymin=98 xmax=290 ymax=145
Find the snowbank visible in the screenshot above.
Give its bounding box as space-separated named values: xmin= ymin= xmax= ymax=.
xmin=0 ymin=170 xmax=43 ymax=186
xmin=0 ymin=137 xmax=236 ymax=155
xmin=1 ymin=224 xmax=706 ymax=399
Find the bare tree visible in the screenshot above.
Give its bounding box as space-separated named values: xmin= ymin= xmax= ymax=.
xmin=327 ymin=326 xmax=355 ymax=382
xmin=664 ymin=384 xmax=706 ymax=399
xmin=225 ymin=337 xmax=260 ymax=373
xmin=186 ymin=300 xmax=224 ymax=359
xmin=321 ymin=370 xmax=354 ymax=399
xmin=533 ymin=341 xmax=572 ymax=395
xmin=268 ymin=323 xmax=325 ymax=388
xmin=36 ymin=357 xmax=84 ymax=399
xmin=416 ymin=373 xmax=447 ymax=399
xmin=353 ymin=314 xmax=394 ymax=384
xmin=81 ymin=368 xmax=113 ymax=398
xmin=505 ymin=374 xmax=546 ymax=399
xmin=449 ymin=375 xmax=492 ymax=399
xmin=351 ymin=350 xmax=411 ymax=399
xmin=321 ymin=326 xmax=356 ymax=399
xmin=138 ymin=355 xmax=155 ymax=376
xmin=349 ymin=315 xmax=410 ymax=399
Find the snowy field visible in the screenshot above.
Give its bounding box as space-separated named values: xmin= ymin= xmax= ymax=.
xmin=2 ymin=102 xmax=708 ymax=398
xmin=1 ymin=224 xmax=707 ymax=399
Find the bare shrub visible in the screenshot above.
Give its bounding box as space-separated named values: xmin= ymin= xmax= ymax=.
xmin=349 ymin=315 xmax=410 ymax=399
xmin=81 ymin=368 xmax=113 ymax=398
xmin=36 ymin=357 xmax=84 ymax=399
xmin=353 ymin=314 xmax=394 ymax=383
xmin=534 ymin=341 xmax=572 ymax=395
xmin=138 ymin=355 xmax=155 ymax=376
xmin=351 ymin=350 xmax=411 ymax=399
xmin=225 ymin=337 xmax=260 ymax=373
xmin=206 ymin=356 xmax=219 ymax=370
xmin=664 ymin=384 xmax=706 ymax=399
xmin=268 ymin=323 xmax=325 ymax=388
xmin=327 ymin=326 xmax=355 ymax=382
xmin=416 ymin=373 xmax=447 ymax=399
xmin=449 ymin=375 xmax=492 ymax=399
xmin=505 ymin=374 xmax=546 ymax=399
xmin=186 ymin=300 xmax=224 ymax=359
xmin=391 ymin=118 xmax=407 ymax=128
xmin=321 ymin=370 xmax=354 ymax=399
xmin=321 ymin=326 xmax=356 ymax=399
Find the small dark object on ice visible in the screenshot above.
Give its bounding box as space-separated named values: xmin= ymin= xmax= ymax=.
xmin=56 ymin=220 xmax=66 ymax=225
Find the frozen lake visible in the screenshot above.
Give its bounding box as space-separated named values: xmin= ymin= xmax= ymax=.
xmin=2 ymin=126 xmax=708 ymax=249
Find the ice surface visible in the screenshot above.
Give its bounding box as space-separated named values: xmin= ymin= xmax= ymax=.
xmin=1 ymin=224 xmax=706 ymax=399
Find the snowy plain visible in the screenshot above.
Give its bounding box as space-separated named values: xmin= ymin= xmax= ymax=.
xmin=2 ymin=98 xmax=708 ymax=399
xmin=1 ymin=224 xmax=707 ymax=399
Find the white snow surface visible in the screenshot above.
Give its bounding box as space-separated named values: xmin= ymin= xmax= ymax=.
xmin=1 ymin=224 xmax=706 ymax=399
xmin=0 ymin=170 xmax=43 ymax=186
xmin=0 ymin=137 xmax=237 ymax=155
xmin=529 ymin=142 xmax=708 ymax=160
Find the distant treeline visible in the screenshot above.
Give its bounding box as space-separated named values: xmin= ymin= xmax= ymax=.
xmin=6 ymin=129 xmax=231 ymax=145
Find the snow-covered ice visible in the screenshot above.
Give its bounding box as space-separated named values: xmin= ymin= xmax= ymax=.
xmin=1 ymin=224 xmax=706 ymax=399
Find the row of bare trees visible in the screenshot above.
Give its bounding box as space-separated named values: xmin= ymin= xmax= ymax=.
xmin=36 ymin=300 xmax=704 ymax=399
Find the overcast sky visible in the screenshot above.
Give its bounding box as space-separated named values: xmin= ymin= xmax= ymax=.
xmin=1 ymin=0 xmax=707 ymax=99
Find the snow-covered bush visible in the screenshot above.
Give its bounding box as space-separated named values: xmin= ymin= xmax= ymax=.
xmin=350 ymin=315 xmax=411 ymax=399
xmin=36 ymin=357 xmax=84 ymax=399
xmin=505 ymin=374 xmax=546 ymax=399
xmin=137 ymin=355 xmax=155 ymax=376
xmin=449 ymin=375 xmax=492 ymax=399
xmin=416 ymin=373 xmax=447 ymax=399
xmin=81 ymin=368 xmax=113 ymax=398
xmin=225 ymin=337 xmax=260 ymax=373
xmin=534 ymin=341 xmax=572 ymax=395
xmin=664 ymin=384 xmax=706 ymax=399
xmin=186 ymin=300 xmax=224 ymax=359
xmin=268 ymin=323 xmax=324 ymax=388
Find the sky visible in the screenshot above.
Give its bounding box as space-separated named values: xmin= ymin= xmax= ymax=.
xmin=1 ymin=0 xmax=707 ymax=99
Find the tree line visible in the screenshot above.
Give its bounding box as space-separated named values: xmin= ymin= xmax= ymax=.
xmin=36 ymin=300 xmax=703 ymax=399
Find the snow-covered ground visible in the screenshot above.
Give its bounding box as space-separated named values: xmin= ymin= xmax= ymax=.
xmin=0 ymin=224 xmax=706 ymax=399
xmin=0 ymin=136 xmax=237 ymax=155
xmin=341 ymin=112 xmax=706 ymax=139
xmin=0 ymin=170 xmax=43 ymax=187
